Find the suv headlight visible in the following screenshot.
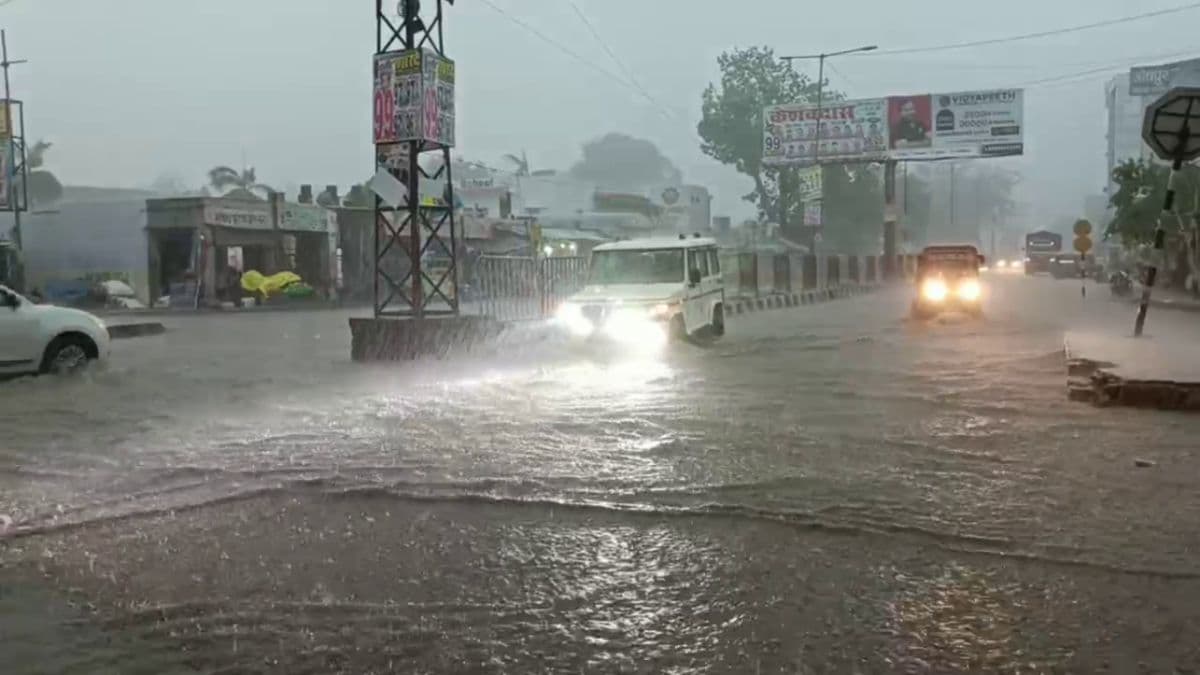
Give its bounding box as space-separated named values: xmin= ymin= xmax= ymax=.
xmin=957 ymin=278 xmax=981 ymax=301
xmin=555 ymin=302 xmax=593 ymax=337
xmin=921 ymin=278 xmax=948 ymax=302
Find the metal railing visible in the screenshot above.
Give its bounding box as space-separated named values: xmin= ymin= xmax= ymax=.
xmin=470 ymin=255 xmax=588 ymax=321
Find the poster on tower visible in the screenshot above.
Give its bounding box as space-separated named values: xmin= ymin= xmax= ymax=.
xmin=372 ymin=48 xmax=456 ymax=147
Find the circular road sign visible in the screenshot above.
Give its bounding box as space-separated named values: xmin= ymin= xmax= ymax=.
xmin=1073 ymin=219 xmax=1092 ymax=236
xmin=1142 ymin=86 xmax=1200 ymax=162
xmin=1073 ymin=235 xmax=1093 ymax=254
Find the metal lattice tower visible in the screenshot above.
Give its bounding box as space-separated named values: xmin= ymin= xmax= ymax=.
xmin=374 ymin=0 xmax=458 ymax=318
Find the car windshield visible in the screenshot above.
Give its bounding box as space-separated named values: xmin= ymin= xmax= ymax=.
xmin=588 ymin=248 xmax=684 ymax=285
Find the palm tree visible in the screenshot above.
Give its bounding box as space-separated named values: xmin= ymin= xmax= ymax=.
xmin=206 ymin=165 xmax=274 ymax=198
xmin=501 ymin=151 xmax=530 ymax=177
xmin=22 ymin=139 xmax=63 ymax=206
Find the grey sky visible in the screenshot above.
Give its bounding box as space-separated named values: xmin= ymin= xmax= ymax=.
xmin=5 ymin=0 xmax=1196 ymax=223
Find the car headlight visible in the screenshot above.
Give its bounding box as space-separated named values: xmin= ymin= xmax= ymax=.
xmin=996 ymin=260 xmax=1007 ymax=268
xmin=555 ymin=302 xmax=593 ymax=337
xmin=957 ymin=278 xmax=982 ymax=302
xmin=921 ymin=278 xmax=948 ymax=302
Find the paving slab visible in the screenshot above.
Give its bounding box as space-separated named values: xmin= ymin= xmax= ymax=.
xmin=1065 ymin=330 xmax=1200 ymax=410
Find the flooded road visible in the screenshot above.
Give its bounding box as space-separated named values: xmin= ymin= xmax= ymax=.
xmin=3 ymin=275 xmax=1200 ymax=673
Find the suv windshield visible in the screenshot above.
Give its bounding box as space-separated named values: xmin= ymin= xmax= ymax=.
xmin=589 ymin=248 xmax=684 ymax=285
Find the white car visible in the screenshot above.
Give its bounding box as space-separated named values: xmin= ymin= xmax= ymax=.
xmin=0 ymin=284 xmax=111 ymax=376
xmin=555 ymin=235 xmax=726 ymax=347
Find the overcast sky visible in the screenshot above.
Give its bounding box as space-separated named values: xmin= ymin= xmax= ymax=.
xmin=4 ymin=0 xmax=1198 ymax=223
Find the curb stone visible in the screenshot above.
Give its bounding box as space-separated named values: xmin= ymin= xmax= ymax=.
xmin=1063 ymin=337 xmax=1200 ymax=411
xmin=106 ymin=322 xmax=167 ymax=339
xmin=727 ymin=283 xmax=883 ymax=317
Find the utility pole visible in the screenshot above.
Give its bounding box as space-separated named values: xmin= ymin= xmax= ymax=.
xmin=2 ymin=30 xmax=26 ymax=247
xmin=781 ymin=45 xmax=876 ymax=256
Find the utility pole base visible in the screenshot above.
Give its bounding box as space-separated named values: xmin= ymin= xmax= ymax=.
xmin=349 ymin=316 xmax=504 ymax=362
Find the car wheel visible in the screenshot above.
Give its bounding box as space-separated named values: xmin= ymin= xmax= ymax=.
xmin=40 ymin=334 xmax=98 ymax=375
xmin=711 ymin=304 xmax=725 ymax=338
xmin=669 ymin=314 xmax=688 ymax=342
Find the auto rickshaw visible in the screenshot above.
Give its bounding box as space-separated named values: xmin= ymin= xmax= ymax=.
xmin=911 ymin=244 xmax=985 ymax=319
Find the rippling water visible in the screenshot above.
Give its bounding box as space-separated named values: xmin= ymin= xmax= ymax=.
xmin=3 ymin=278 xmax=1200 ymax=673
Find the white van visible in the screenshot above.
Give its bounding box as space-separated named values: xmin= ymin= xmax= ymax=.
xmin=554 ymin=236 xmax=725 ymax=346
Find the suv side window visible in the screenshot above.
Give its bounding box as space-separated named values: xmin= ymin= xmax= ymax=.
xmin=691 ymin=247 xmax=709 ymax=278
xmin=707 ymin=248 xmax=720 ymax=277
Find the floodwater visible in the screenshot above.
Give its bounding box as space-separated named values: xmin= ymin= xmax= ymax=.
xmin=3 ymin=275 xmax=1200 ymax=673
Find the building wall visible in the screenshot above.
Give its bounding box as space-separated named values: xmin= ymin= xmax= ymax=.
xmin=1105 ymin=74 xmax=1153 ymax=197
xmin=22 ymin=200 xmax=152 ymax=302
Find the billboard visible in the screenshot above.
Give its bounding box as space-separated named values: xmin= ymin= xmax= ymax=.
xmin=373 ymin=48 xmax=456 ymax=148
xmin=889 ymin=89 xmax=1023 ymax=160
xmin=1130 ymin=58 xmax=1200 ymax=97
xmin=762 ymin=98 xmax=889 ymax=166
xmin=763 ymin=88 xmax=1023 ymax=166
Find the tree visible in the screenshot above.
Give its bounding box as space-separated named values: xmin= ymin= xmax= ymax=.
xmin=697 ymin=46 xmax=818 ymax=224
xmin=1108 ymin=159 xmax=1200 ymax=288
xmin=502 ymin=151 xmax=530 ymax=177
xmin=206 ymin=165 xmax=274 ymax=198
xmin=822 ymin=165 xmax=884 ymax=253
xmin=23 ymin=139 xmax=64 ymax=206
xmin=568 ymin=132 xmax=682 ymax=190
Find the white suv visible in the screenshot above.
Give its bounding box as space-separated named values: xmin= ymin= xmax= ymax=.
xmin=555 ymin=236 xmax=726 ymax=347
xmin=0 ymin=284 xmax=111 ymax=376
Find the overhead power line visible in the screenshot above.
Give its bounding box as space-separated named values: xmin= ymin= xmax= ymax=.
xmin=476 ymin=0 xmax=679 ymax=122
xmin=865 ymin=2 xmax=1200 ymax=56
xmin=1016 ymin=50 xmax=1200 ymax=89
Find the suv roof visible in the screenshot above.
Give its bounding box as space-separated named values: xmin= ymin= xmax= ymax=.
xmin=593 ymin=236 xmax=718 ymax=252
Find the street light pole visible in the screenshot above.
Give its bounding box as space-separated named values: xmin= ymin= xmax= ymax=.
xmin=781 ymin=45 xmax=876 ymax=167
xmin=781 ymin=45 xmax=876 ymax=255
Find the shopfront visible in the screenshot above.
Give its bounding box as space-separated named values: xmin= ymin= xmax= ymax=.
xmin=145 ymin=196 xmax=336 ymax=307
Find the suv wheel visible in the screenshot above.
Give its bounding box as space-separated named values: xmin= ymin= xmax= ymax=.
xmin=711 ymin=304 xmax=725 ymax=337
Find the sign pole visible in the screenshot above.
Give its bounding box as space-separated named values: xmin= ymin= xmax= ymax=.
xmin=1134 ymin=86 xmax=1200 ymax=336
xmin=1133 ymin=155 xmax=1181 ymax=336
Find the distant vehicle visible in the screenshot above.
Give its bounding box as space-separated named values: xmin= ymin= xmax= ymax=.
xmin=553 ymin=235 xmax=725 ymax=347
xmin=911 ymin=244 xmax=985 ymax=320
xmin=1048 ymin=254 xmax=1102 ymax=280
xmin=1023 ymin=230 xmax=1063 ymax=275
xmin=990 ymin=256 xmax=1023 ymax=273
xmin=0 ymin=284 xmax=111 ymax=377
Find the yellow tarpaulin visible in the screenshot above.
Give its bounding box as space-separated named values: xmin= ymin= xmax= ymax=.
xmin=241 ymin=270 xmax=302 ymax=297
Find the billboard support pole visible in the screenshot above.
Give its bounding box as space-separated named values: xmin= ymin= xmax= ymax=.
xmin=883 ymin=159 xmax=897 ymax=280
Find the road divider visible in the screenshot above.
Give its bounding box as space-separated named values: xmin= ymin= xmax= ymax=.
xmin=106 ymin=322 xmax=167 ymax=339
xmin=1065 ymin=331 xmax=1200 ymax=411
xmin=726 ymin=283 xmax=881 ymax=316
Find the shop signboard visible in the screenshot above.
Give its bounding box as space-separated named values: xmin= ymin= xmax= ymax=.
xmin=887 ymin=89 xmax=1023 ymax=160
xmin=0 ymin=145 xmax=9 ymax=209
xmin=282 ymin=203 xmax=336 ymax=233
xmin=763 ymin=98 xmax=889 ymax=166
xmin=203 ymin=204 xmax=272 ymax=230
xmin=373 ymin=48 xmax=456 ymax=147
xmin=1130 ymin=58 xmax=1200 ymax=97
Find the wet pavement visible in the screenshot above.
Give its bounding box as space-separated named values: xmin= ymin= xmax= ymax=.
xmin=3 ymin=274 xmax=1200 ymax=673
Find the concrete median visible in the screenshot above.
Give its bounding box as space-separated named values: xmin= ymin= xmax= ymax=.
xmin=1065 ymin=331 xmax=1200 ymax=411
xmin=725 ymin=283 xmax=882 ymax=317
xmin=106 ymin=322 xmax=167 ymax=339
